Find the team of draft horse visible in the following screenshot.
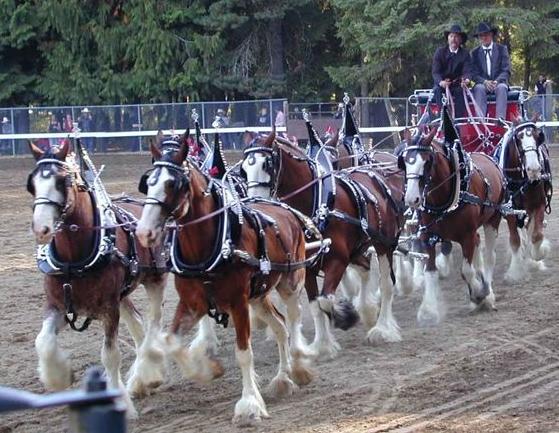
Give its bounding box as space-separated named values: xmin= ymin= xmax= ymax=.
xmin=25 ymin=98 xmax=552 ymax=425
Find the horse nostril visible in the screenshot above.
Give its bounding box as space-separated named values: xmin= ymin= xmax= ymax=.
xmin=40 ymin=226 xmax=50 ymax=236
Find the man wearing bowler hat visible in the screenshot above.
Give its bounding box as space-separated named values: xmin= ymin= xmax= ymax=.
xmin=432 ymin=24 xmax=473 ymax=118
xmin=471 ymin=22 xmax=510 ymax=120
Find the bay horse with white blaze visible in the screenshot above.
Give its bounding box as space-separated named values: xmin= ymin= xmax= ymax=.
xmin=135 ymin=133 xmax=316 ymax=425
xmin=26 ymin=140 xmax=168 ymax=417
xmin=398 ymin=124 xmax=506 ymax=324
xmin=242 ymin=131 xmax=405 ymax=356
xmin=499 ymin=120 xmax=552 ymax=281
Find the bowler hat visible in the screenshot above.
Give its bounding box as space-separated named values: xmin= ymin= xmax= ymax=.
xmin=473 ymin=22 xmax=498 ymax=37
xmin=444 ymin=24 xmax=468 ymax=44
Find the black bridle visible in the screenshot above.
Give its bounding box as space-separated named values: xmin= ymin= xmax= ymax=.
xmin=27 ymin=158 xmax=77 ymax=226
xmin=138 ymin=158 xmax=191 ymax=219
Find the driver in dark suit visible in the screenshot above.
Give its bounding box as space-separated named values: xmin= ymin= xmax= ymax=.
xmin=432 ymin=24 xmax=472 ymax=118
xmin=471 ymin=23 xmax=511 ymax=120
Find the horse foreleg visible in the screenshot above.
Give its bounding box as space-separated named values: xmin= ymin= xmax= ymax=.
xmin=504 ymin=215 xmax=527 ymax=282
xmin=127 ymin=277 xmax=166 ymax=397
xmin=231 ymin=299 xmax=269 ymax=425
xmin=278 ymin=273 xmax=315 ymax=386
xmin=35 ymin=307 xmax=72 ymax=390
xmin=317 ymin=261 xmax=359 ymax=331
xmin=164 ymin=280 xmax=223 ymax=382
xmin=252 ymin=295 xmax=298 ymax=398
xmin=101 ymin=311 xmax=137 ymax=418
xmin=460 ymin=233 xmax=493 ymax=310
xmin=417 ymin=244 xmax=444 ymax=325
xmin=367 ymin=253 xmax=402 ymax=344
xmin=357 ymin=258 xmax=381 ymax=328
xmin=306 ymin=273 xmax=340 ymax=358
xmin=119 ymin=297 xmax=144 ymax=348
xmin=481 ymin=222 xmax=499 ymax=310
xmin=435 ymin=241 xmax=453 ymax=279
xmin=530 ymin=206 xmax=550 ymax=264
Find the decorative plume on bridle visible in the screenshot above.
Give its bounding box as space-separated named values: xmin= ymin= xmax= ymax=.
xmin=191 ymin=108 xmax=210 ymax=158
xmin=339 ymin=92 xmax=365 ymax=155
xmin=304 ymin=109 xmax=324 ymax=146
xmin=442 ymin=104 xmax=459 ymax=145
xmin=208 ymin=131 xmax=228 ymax=178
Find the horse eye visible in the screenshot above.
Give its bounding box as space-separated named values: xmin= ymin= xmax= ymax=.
xmin=166 ymin=178 xmax=176 ymax=188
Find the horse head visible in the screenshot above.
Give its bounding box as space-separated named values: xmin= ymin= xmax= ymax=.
xmin=399 ymin=128 xmax=437 ymax=209
xmin=27 ymin=139 xmax=76 ymax=244
xmin=513 ymin=118 xmax=544 ymax=182
xmin=136 ymin=129 xmax=191 ymax=247
xmin=240 ymin=130 xmax=278 ymax=199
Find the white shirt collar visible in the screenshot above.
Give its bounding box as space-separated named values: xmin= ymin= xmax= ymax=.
xmin=449 ymin=47 xmax=459 ymax=54
xmin=482 ymin=42 xmax=494 ymax=51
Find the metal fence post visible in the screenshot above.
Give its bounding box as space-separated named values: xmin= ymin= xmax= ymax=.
xmin=10 ymin=107 xmax=15 ymax=156
xmin=137 ymin=104 xmax=142 ymax=152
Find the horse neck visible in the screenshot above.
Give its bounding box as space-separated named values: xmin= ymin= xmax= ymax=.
xmin=176 ymin=168 xmax=219 ymax=263
xmin=278 ymin=148 xmax=314 ymax=216
xmin=53 ymin=189 xmax=96 ymax=262
xmin=424 ymin=147 xmax=453 ymax=207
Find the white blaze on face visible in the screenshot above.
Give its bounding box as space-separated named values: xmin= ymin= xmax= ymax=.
xmin=242 ymin=152 xmax=272 ymax=198
xmin=31 ymin=171 xmax=64 ymax=244
xmin=404 ymin=153 xmax=427 ymax=209
xmin=519 ymin=130 xmax=541 ymax=181
xmin=136 ymin=167 xmax=174 ymax=247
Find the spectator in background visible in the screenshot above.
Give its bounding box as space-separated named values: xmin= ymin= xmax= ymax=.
xmin=78 ymin=107 xmax=94 ymax=152
xmin=48 ymin=114 xmax=62 ymax=147
xmin=274 ymin=108 xmax=286 ymax=128
xmin=63 ymin=113 xmax=74 ymax=133
xmin=257 ymin=106 xmax=270 ymax=127
xmin=214 ymin=108 xmax=233 ymax=148
xmin=1 ymin=117 xmax=13 ymax=154
xmin=534 ymin=74 xmax=552 ymax=120
xmin=334 ymin=102 xmax=344 ymax=119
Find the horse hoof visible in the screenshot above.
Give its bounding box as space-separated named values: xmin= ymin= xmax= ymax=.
xmin=366 ymin=324 xmax=402 ymax=345
xmin=309 ymin=341 xmax=340 ymax=359
xmin=290 ymin=358 xmax=315 ymax=386
xmin=417 ymin=306 xmax=441 ymax=326
xmin=233 ymin=396 xmax=269 ymax=426
xmin=267 ymin=373 xmax=298 ymax=398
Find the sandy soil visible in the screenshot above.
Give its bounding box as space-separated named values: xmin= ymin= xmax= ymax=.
xmin=0 ymin=150 xmax=558 ymax=433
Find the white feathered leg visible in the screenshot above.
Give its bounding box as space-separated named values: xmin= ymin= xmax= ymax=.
xmin=417 ymin=270 xmax=443 ymax=325
xmin=367 ymin=254 xmax=401 ymax=344
xmin=127 ymin=279 xmax=167 ymax=397
xmin=35 ymin=310 xmax=72 ymax=391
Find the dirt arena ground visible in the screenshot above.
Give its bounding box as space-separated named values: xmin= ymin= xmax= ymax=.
xmin=0 ymin=149 xmax=558 ymax=432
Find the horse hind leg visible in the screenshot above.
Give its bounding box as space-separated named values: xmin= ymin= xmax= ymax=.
xmin=101 ymin=312 xmax=137 ymax=419
xmin=231 ymin=300 xmax=269 ymax=425
xmin=35 ymin=308 xmax=72 ymax=390
xmin=186 ymin=315 xmax=224 ymax=382
xmin=127 ymin=278 xmax=167 ymax=397
xmin=435 ymin=241 xmax=453 ymax=279
xmin=367 ymin=253 xmax=402 ymax=344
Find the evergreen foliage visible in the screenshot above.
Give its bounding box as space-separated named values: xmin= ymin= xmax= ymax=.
xmin=0 ymin=0 xmax=557 ymax=106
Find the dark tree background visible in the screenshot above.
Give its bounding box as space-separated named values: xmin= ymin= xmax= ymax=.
xmin=0 ymin=0 xmax=558 ymax=106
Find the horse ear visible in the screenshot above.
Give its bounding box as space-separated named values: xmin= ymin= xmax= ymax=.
xmin=149 ymin=139 xmax=162 ymax=160
xmin=181 ymin=127 xmax=190 ymax=145
xmin=55 ymin=138 xmax=70 ymax=160
xmin=424 ymin=127 xmax=437 ymax=146
xmin=264 ymin=128 xmax=276 ymax=147
xmin=178 ymin=138 xmax=189 ymax=162
xmin=28 ymin=140 xmax=44 ymax=160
